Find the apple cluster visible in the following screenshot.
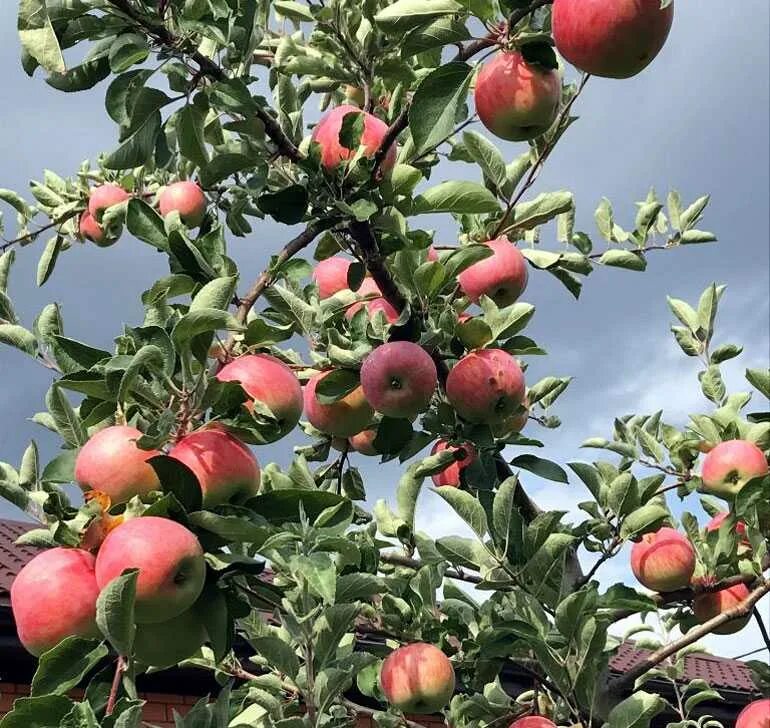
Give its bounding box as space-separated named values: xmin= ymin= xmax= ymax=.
xmin=79 ymin=180 xmax=208 ymax=247
xmin=630 ymin=440 xmax=768 ymax=634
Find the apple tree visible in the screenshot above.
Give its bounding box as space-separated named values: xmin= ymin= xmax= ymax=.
xmin=0 ymin=1 xmax=768 ymax=727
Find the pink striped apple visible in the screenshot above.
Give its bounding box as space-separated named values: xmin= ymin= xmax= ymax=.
xmin=304 ymin=371 xmax=374 ymax=438
xmin=737 ymin=698 xmax=770 ymax=728
xmin=457 ymin=238 xmax=529 ymax=307
xmin=88 ymin=183 xmax=129 ymax=220
xmin=630 ymin=527 xmax=696 ymax=592
xmin=475 ymin=51 xmax=561 ymax=142
xmin=380 ymin=643 xmax=455 ymax=714
xmin=701 ymin=439 xmax=768 ymax=498
xmin=693 ymin=582 xmax=751 ymax=635
xmin=159 ymin=181 xmax=207 ymax=227
xmin=313 ymin=257 xmax=352 ymax=299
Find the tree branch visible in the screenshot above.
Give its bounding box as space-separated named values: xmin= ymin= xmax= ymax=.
xmin=754 ymin=606 xmax=770 ymax=653
xmin=341 ymin=697 xmax=428 ymax=728
xmin=105 ymin=0 xmax=302 ymax=162
xmin=380 ymin=551 xmax=482 ymax=585
xmin=0 ymin=210 xmax=78 ymax=253
xmin=609 ymin=580 xmax=770 ymax=692
xmin=236 ymin=218 xmax=338 ymax=325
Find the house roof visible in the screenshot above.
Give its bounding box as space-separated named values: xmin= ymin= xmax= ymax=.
xmin=0 ymin=519 xmax=758 ymax=695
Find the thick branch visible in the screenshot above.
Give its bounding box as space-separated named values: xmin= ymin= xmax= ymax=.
xmin=106 ymin=0 xmax=302 ymax=162
xmin=236 ymin=218 xmax=337 ymax=324
xmin=380 ymin=552 xmax=482 ymax=585
xmin=347 ymin=220 xmax=408 ymax=314
xmin=609 ymin=580 xmax=770 ymax=692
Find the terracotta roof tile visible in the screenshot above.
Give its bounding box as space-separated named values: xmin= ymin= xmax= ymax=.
xmin=609 ymin=640 xmax=756 ymax=692
xmin=0 ymin=519 xmax=40 ymax=602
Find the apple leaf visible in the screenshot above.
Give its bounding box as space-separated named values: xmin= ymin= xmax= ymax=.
xmin=31 ymin=637 xmax=108 ymax=697
xmin=96 ymin=569 xmax=138 ymax=656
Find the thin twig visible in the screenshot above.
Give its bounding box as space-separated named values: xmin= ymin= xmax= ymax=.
xmin=754 ymin=607 xmax=770 ymax=653
xmin=0 ymin=210 xmax=78 ymax=253
xmin=105 ymin=655 xmax=125 ymax=716
xmin=380 ymin=551 xmax=482 ymax=585
xmin=341 ymin=697 xmax=428 ymax=728
xmin=608 ymin=580 xmax=770 ymax=692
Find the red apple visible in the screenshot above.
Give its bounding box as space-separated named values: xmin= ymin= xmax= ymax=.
xmin=431 ymin=440 xmax=476 ymax=488
xmin=79 ymin=211 xmax=112 ymax=246
xmin=475 ymin=51 xmax=561 ymax=141
xmin=457 ymin=238 xmax=529 ymax=307
xmin=311 ymin=104 xmax=396 ymax=173
xmin=705 ymin=512 xmax=748 ymax=539
xmin=552 ymin=0 xmax=674 ymax=79
xmin=427 ymin=246 xmax=439 ymax=262
xmin=169 ymin=426 xmax=261 ymax=507
xmin=11 ymin=548 xmax=100 ymax=656
xmin=360 ymin=341 xmax=437 ymax=419
xmin=344 ymin=279 xmax=400 ymax=323
xmin=95 ymin=516 xmax=206 ymax=624
xmin=380 ymin=643 xmax=455 ymax=714
xmin=304 ymin=371 xmax=374 ymax=438
xmin=737 ymin=698 xmax=770 ymax=728
xmin=509 ymin=718 xmax=557 ymax=728
xmin=159 ymin=181 xmax=207 ymax=227
xmin=701 ymin=439 xmax=768 ymax=498
xmin=216 ymin=354 xmax=303 ymax=439
xmin=693 ymin=582 xmax=751 ymax=635
xmin=134 ymin=607 xmax=208 ymax=668
xmin=630 ymin=527 xmax=696 ymax=592
xmin=88 ymin=183 xmax=130 ymax=221
xmin=349 ymin=429 xmax=379 ymax=456
xmin=313 ymin=257 xmax=352 ymax=299
xmin=446 ymin=349 xmax=525 ymax=425
xmin=75 ymin=425 xmax=161 ymax=505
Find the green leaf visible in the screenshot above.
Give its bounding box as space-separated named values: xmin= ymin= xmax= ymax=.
xmin=598 ymin=249 xmax=647 ymax=271
xmin=412 ymin=181 xmax=500 ymax=215
xmin=96 ymin=569 xmax=137 ymax=656
xmin=177 ymin=105 xmax=209 ymax=168
xmin=36 ymin=236 xmax=63 ymax=287
xmin=0 ymin=695 xmax=74 ymax=728
xmin=125 ymin=198 xmax=168 ymax=250
xmin=251 ymin=636 xmax=300 ymax=679
xmin=433 ymin=486 xmax=488 ymax=539
xmin=171 ymin=308 xmax=244 ymax=347
xmin=31 ymin=637 xmax=108 ymax=697
xmin=190 ymin=276 xmax=238 ymax=312
xmin=620 ymin=504 xmax=670 ymax=540
xmin=510 ymin=454 xmax=568 ymax=483
xmin=0 ymin=323 xmax=37 ymax=355
xmin=395 ymin=464 xmax=424 ymax=535
xmin=294 ymin=552 xmax=336 ymax=604
xmin=314 ymin=369 xmax=360 ymax=404
xmin=149 ymin=455 xmax=203 ymax=513
xmin=374 ymin=0 xmax=463 ymax=33
xmin=509 ymin=191 xmax=573 ymax=231
xmin=274 ymin=0 xmax=315 ymax=21
xmin=109 ymin=34 xmax=149 ymax=74
xmin=710 ymin=343 xmax=742 ymax=364
xmin=699 ymin=365 xmax=725 ymax=404
xmin=117 ymin=344 xmax=164 ymax=403
xmin=606 ymin=691 xmax=666 ymax=728
xmin=46 ymin=385 xmax=87 ymax=447
xmin=409 ymin=63 xmax=473 ymax=156
xmin=373 ymin=417 xmax=413 ymax=456
xmin=258 ymin=185 xmax=308 ymax=225
xmin=103 ymin=110 xmax=161 ymax=170
xmin=746 ymin=368 xmax=770 ymax=399
xmin=402 ymin=17 xmax=471 ymax=55
xmin=462 ymin=130 xmax=507 ymax=190
xmin=189 ymin=511 xmax=267 ymax=545
xmin=679 ymin=194 xmax=709 ymax=230
xmin=666 ymin=296 xmax=699 ymax=332
xmin=248 ymin=489 xmax=347 ymax=524
xmin=18 ymin=0 xmax=65 ymax=73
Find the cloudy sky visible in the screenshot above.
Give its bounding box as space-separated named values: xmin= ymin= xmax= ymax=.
xmin=0 ymin=4 xmax=768 ymax=660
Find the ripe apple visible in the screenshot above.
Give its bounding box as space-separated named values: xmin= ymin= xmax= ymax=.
xmin=457 ymin=238 xmax=529 ymax=307
xmin=380 ymin=643 xmax=455 ymax=714
xmin=737 ymin=698 xmax=770 ymax=728
xmin=313 ymin=257 xmax=352 ymax=299
xmin=475 ymin=51 xmax=561 ymax=141
xmin=169 ymin=426 xmax=261 ymax=507
xmin=360 ymin=341 xmax=438 ymax=419
xmin=311 ymin=104 xmax=396 ymax=173
xmin=705 ymin=512 xmax=748 ymax=539
xmin=88 ymin=183 xmax=130 ymax=221
xmin=349 ymin=429 xmax=379 ymax=456
xmin=701 ymin=439 xmax=768 ymax=498
xmin=509 ymin=718 xmax=557 ymax=728
xmin=158 ymin=181 xmax=207 ymax=227
xmin=95 ymin=516 xmax=206 ymax=624
xmin=446 ymin=349 xmax=525 ymax=425
xmin=344 ymin=278 xmax=400 ymax=324
xmin=11 ymin=548 xmax=100 ymax=656
xmin=552 ymin=0 xmax=674 ymax=79
xmin=427 ymin=246 xmax=439 ymax=262
xmin=79 ymin=212 xmax=112 ymax=246
xmin=216 ymin=354 xmax=303 ymax=439
xmin=134 ymin=607 xmax=208 ymax=668
xmin=693 ymin=582 xmax=751 ymax=635
xmin=630 ymin=527 xmax=696 ymax=592
xmin=304 ymin=371 xmax=374 ymax=438
xmin=75 ymin=425 xmax=161 ymax=505
xmin=431 ymin=440 xmax=476 ymax=488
